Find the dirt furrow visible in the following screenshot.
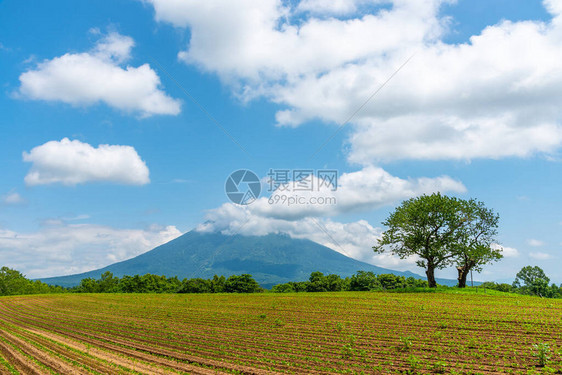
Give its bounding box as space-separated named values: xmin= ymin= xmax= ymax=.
xmin=24 ymin=327 xmax=219 ymax=375
xmin=0 ymin=308 xmax=287 ymax=374
xmin=14 ymin=327 xmax=133 ymax=375
xmin=0 ymin=306 xmax=527 ymax=374
xmin=0 ymin=336 xmax=46 ymax=375
xmin=0 ymin=329 xmax=87 ymax=375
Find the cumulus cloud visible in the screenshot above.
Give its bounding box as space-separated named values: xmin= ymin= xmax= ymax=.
xmin=250 ymin=166 xmax=465 ymax=219
xmin=0 ymin=223 xmax=181 ymax=278
xmin=23 ymin=138 xmax=150 ymax=186
xmin=527 ymin=239 xmax=545 ymax=247
xmin=529 ymin=251 xmax=552 ymax=260
xmin=296 ymin=0 xmax=367 ymax=15
xmin=215 ymin=166 xmax=465 ymax=221
xmin=150 ymin=0 xmax=446 ymax=82
xmin=146 ymin=0 xmax=562 ymax=162
xmin=18 ymin=32 xmax=181 ymax=117
xmin=491 ymin=243 xmax=520 ymax=258
xmin=2 ymin=191 xmax=25 ymax=205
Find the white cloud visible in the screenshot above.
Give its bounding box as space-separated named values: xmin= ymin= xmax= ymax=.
xmin=23 ymin=138 xmax=150 ymax=186
xmin=544 ymin=0 xmax=562 ymax=19
xmin=529 ymin=251 xmax=553 ymax=260
xmin=0 ymin=223 xmax=181 ymax=278
xmin=2 ymin=191 xmax=25 ymax=205
xmin=147 ymin=0 xmax=447 ymax=81
xmin=296 ymin=0 xmax=391 ymax=16
xmin=226 ymin=166 xmax=464 ymax=220
xmin=296 ymin=0 xmax=362 ymax=15
xmin=63 ymin=214 xmax=91 ymax=221
xmin=18 ymin=32 xmax=181 ymax=117
xmin=146 ymin=0 xmax=562 ymax=162
xmin=491 ymin=243 xmax=519 ymax=258
xmin=527 ymin=239 xmax=545 ymax=247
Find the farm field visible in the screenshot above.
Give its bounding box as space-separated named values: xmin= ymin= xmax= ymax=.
xmin=0 ymin=292 xmax=560 ymax=374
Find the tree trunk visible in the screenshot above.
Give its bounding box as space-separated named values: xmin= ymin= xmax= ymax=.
xmin=457 ymin=266 xmax=469 ymax=288
xmin=426 ymin=266 xmax=437 ymax=288
xmin=457 ymin=260 xmax=474 ymax=288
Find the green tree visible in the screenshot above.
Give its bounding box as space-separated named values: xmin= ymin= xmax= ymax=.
xmin=546 ymin=284 xmax=561 ymax=299
xmin=378 ymin=274 xmax=405 ymax=290
xmin=513 ymin=266 xmax=550 ymax=297
xmin=271 ymin=283 xmax=296 ymax=293
xmin=374 ymin=194 xmax=469 ymax=287
xmin=405 ymin=276 xmax=428 ymax=288
xmin=211 ymin=275 xmax=226 ymax=293
xmin=349 ymin=271 xmax=380 ymax=291
xmin=98 ymin=271 xmax=119 ymax=293
xmin=0 ymin=267 xmax=63 ymax=295
xmin=178 ymin=278 xmax=213 ymax=293
xmin=0 ymin=267 xmax=30 ymax=295
xmin=291 ymin=281 xmax=309 ymax=292
xmin=224 ymin=274 xmax=261 ymax=293
xmin=325 ymin=274 xmax=345 ymax=292
xmin=117 ymin=275 xmax=131 ymax=292
xmin=454 ymin=199 xmax=502 ymax=287
xmin=77 ymin=277 xmax=99 ymax=293
xmin=374 ymin=193 xmax=501 ymax=288
xmin=307 ymin=272 xmax=328 ymax=292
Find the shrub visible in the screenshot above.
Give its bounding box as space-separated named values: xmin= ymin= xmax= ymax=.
xmin=532 ymin=343 xmax=551 ymax=367
xmin=224 ymin=274 xmax=262 ymax=293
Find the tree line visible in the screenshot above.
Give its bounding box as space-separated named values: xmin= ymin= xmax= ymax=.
xmin=75 ymin=272 xmax=263 ymax=293
xmin=65 ymin=271 xmax=429 ymax=294
xmin=1 ymin=266 xmax=560 ymax=298
xmin=271 ymin=271 xmax=429 ymax=292
xmin=0 ymin=267 xmax=262 ymax=295
xmin=480 ymin=266 xmax=562 ymax=298
xmin=0 ymin=267 xmax=65 ymax=296
xmin=0 ymin=268 xmax=427 ymax=295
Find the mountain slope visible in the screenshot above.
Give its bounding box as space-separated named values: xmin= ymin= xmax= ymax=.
xmin=40 ymin=231 xmax=457 ymax=287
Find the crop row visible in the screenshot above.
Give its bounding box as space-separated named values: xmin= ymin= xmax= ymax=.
xmin=0 ymin=292 xmax=560 ymax=374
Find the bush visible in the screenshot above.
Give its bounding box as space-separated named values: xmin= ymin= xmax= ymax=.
xmin=378 ymin=274 xmax=406 ymax=290
xmin=349 ymin=271 xmax=380 ymax=291
xmin=178 ymin=278 xmax=213 ymax=293
xmin=306 ymin=272 xmax=328 ymax=292
xmin=532 ymin=343 xmax=551 ymax=367
xmin=271 ymin=283 xmax=296 ymax=293
xmin=224 ymin=274 xmax=262 ymax=293
xmin=480 ymin=281 xmax=513 ymax=293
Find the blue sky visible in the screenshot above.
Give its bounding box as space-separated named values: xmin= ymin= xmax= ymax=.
xmin=1 ymin=0 xmax=561 ymax=283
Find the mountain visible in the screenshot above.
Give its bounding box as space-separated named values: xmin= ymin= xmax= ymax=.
xmin=40 ymin=231 xmax=458 ymax=288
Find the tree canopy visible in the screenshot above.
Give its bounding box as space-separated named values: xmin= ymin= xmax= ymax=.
xmin=453 ymin=198 xmax=501 ymax=287
xmin=513 ymin=266 xmax=551 ymax=297
xmin=374 ymin=193 xmax=502 ymax=288
xmin=0 ymin=267 xmax=64 ymax=296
